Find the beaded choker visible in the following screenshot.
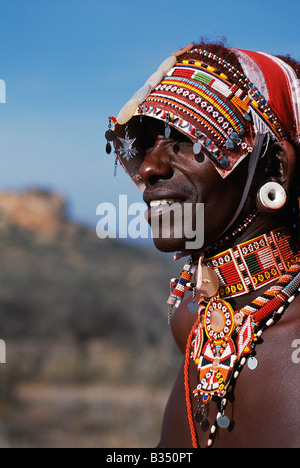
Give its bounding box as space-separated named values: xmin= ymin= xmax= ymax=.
xmin=168 ymin=226 xmax=298 ymax=311
xmin=168 ymin=228 xmax=300 ymax=448
xmin=204 ymin=227 xmax=299 ymax=301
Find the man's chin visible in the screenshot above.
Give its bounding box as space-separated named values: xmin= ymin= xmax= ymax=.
xmin=151 ymin=236 xmax=188 ymax=253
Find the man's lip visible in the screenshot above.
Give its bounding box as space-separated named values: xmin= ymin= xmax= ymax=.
xmin=143 ymin=191 xmax=187 ymax=207
xmin=144 ymin=199 xmax=187 ymax=223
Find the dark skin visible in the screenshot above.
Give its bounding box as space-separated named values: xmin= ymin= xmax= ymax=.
xmin=139 ymin=121 xmax=300 ymax=448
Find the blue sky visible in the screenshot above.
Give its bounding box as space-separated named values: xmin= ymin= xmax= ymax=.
xmin=1 ymin=0 xmax=300 ymax=228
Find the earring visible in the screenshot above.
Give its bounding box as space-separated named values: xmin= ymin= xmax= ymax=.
xmin=257 ymin=181 xmax=287 ymax=212
xmin=105 ymin=116 xmax=116 ymax=154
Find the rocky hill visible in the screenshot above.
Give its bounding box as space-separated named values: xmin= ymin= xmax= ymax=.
xmin=0 ymin=189 xmax=67 ymax=238
xmin=0 ymin=189 xmax=181 ymax=447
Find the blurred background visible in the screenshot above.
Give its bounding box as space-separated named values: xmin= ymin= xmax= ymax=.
xmin=0 ymin=0 xmax=299 ymax=448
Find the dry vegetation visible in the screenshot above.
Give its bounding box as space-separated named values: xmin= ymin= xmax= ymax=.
xmin=0 ymin=190 xmax=182 ymax=448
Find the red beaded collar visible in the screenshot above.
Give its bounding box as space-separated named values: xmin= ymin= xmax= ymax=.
xmin=203 ymin=227 xmax=299 ymax=300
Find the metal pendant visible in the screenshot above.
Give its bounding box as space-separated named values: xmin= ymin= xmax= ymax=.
xmin=106 ymin=142 xmax=112 ymax=155
xmin=217 ymin=415 xmax=230 ymax=429
xmin=247 ymin=356 xmax=258 ymax=371
xmin=117 ymin=135 xmax=138 ymax=162
xmin=200 ymin=419 xmax=210 ymax=432
xmin=164 ymin=124 xmax=171 ymax=139
xmin=105 ymin=129 xmax=116 ymax=142
xmin=193 ymin=140 xmax=202 ymax=155
xmin=188 ymin=301 xmax=199 ymax=314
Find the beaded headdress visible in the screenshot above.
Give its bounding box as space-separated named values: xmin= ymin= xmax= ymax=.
xmin=107 ymin=44 xmax=300 ymax=191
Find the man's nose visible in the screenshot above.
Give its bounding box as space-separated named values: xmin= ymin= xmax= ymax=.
xmin=139 ymin=136 xmax=174 ymax=185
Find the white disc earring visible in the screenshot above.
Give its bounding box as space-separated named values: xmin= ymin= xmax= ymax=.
xmin=258 ymin=181 xmax=287 ymax=211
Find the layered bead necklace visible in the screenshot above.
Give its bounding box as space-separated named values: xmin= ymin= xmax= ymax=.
xmin=168 ymin=226 xmax=300 ymax=448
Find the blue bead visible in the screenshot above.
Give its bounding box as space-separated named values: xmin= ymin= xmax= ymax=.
xmin=165 ymin=125 xmax=171 ymax=139
xmin=231 ymin=132 xmax=239 ymax=143
xmin=193 ymin=140 xmax=202 ymax=155
xmin=219 ymin=156 xmax=229 ymax=169
xmin=188 ymin=302 xmax=199 ymax=314
xmin=243 ymin=112 xmax=252 ymax=122
xmin=225 ymin=139 xmax=235 ymax=150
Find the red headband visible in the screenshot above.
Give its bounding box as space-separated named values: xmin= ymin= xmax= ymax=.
xmin=233 ymin=48 xmax=300 ymax=140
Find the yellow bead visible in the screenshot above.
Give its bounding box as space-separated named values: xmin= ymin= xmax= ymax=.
xmin=220 ymin=73 xmax=228 ymax=81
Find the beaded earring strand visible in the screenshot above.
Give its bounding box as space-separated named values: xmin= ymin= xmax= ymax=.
xmin=105 ymin=116 xmax=120 ymax=177
xmin=105 ymin=116 xmax=117 ymax=154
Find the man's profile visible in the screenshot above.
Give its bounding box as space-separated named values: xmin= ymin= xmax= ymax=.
xmin=105 ymin=41 xmax=300 ymax=448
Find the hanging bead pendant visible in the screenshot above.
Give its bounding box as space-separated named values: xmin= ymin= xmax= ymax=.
xmin=193 ymin=139 xmax=202 ymax=155
xmin=217 ymin=414 xmax=230 ymax=429
xmin=105 ymin=118 xmax=116 ymax=155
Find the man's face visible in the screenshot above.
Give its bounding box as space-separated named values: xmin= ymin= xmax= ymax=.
xmin=139 ymin=120 xmax=249 ymax=252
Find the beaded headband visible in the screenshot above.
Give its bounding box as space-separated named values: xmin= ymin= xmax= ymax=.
xmin=107 ymin=44 xmax=300 ymax=190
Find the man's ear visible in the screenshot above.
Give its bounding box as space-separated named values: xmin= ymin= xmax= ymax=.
xmin=256 ymin=141 xmax=297 ymax=214
xmin=267 ymin=141 xmax=297 ymax=191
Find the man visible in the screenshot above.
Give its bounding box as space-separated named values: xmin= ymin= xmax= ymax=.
xmin=107 ymin=42 xmax=300 ymax=448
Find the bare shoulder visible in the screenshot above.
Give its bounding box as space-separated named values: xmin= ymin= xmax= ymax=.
xmin=171 ymin=299 xmax=198 ymax=354
xmin=281 ymin=293 xmax=300 ymax=326
xmin=288 ymin=296 xmax=300 ymax=356
xmin=273 ymin=293 xmax=300 ymax=345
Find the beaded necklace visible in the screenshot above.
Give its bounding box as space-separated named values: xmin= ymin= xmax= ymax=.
xmin=204 ymin=227 xmax=299 ymax=300
xmin=168 ymin=227 xmax=300 ymax=448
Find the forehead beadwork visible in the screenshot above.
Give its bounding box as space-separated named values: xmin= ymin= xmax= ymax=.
xmin=186 ymin=49 xmax=285 ymax=140
xmin=108 ymin=44 xmax=300 ymax=189
xmin=144 ymin=58 xmax=254 ymax=161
